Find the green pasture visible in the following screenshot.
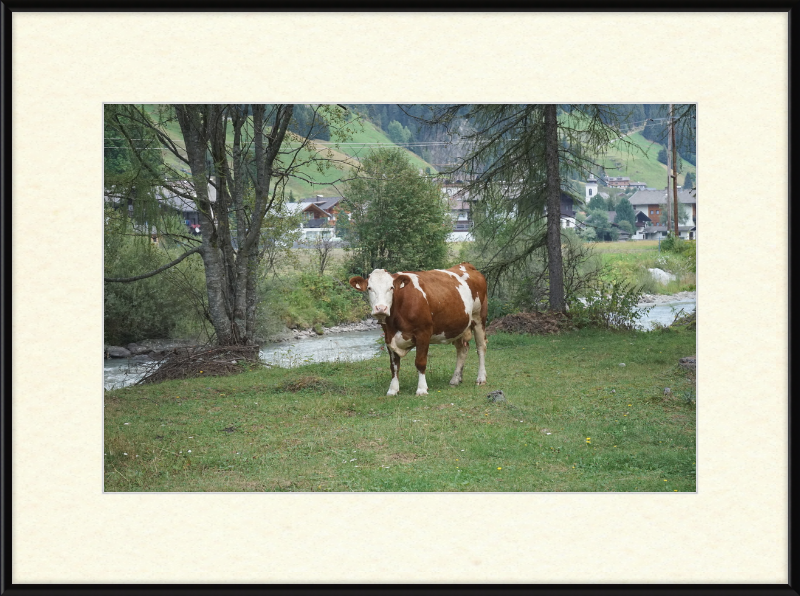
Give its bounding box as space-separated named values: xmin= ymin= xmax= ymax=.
xmin=104 ymin=328 xmax=696 ymax=492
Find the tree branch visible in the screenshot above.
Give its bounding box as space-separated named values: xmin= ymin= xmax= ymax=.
xmin=105 ymin=246 xmax=202 ymax=283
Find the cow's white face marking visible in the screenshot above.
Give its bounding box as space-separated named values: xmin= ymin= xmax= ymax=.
xmin=365 ymin=269 xmax=395 ymax=319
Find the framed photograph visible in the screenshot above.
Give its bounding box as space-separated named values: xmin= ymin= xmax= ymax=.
xmin=5 ymin=8 xmax=789 ymax=588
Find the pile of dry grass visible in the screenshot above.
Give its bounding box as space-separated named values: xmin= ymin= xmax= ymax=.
xmin=137 ymin=345 xmax=264 ymax=385
xmin=486 ymin=311 xmax=572 ymax=336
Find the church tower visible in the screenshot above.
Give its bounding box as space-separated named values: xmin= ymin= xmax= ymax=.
xmin=585 ymin=175 xmax=598 ymax=203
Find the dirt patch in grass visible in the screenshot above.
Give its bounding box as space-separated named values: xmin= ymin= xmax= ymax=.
xmin=386 ymin=452 xmax=420 ymax=463
xmin=487 ymin=311 xmax=571 ymax=336
xmin=209 ymin=472 xmax=268 ymax=491
xmin=279 ymin=375 xmax=331 ymax=393
xmin=356 ymin=439 xmax=386 ymax=450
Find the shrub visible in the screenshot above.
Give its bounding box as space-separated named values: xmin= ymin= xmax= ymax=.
xmin=487 ymin=297 xmax=515 ymax=323
xmin=567 ymin=278 xmax=652 ymax=330
xmin=104 ymin=223 xmax=207 ymax=345
xmin=660 ymin=232 xmax=681 ymax=253
xmin=262 ymin=268 xmax=370 ymax=331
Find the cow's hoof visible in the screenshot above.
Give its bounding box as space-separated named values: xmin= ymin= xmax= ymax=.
xmin=476 ymin=380 xmax=487 ymax=386
xmin=387 ymin=389 xmax=398 ymax=396
xmin=449 ymin=378 xmax=462 ymax=386
xmin=416 ymin=389 xmax=428 ymax=396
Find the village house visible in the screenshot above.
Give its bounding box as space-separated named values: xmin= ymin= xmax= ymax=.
xmin=439 ymin=182 xmax=475 ymax=241
xmin=104 ymin=182 xmax=217 ymax=240
xmin=606 ymin=176 xmax=631 ymax=188
xmin=442 ymin=180 xmax=578 ymax=241
xmin=605 ymin=211 xmax=633 ymax=241
xmin=628 ymin=188 xmax=697 ymax=240
xmin=155 ymin=184 xmax=217 ymax=237
xmin=285 ymin=195 xmax=345 ymax=243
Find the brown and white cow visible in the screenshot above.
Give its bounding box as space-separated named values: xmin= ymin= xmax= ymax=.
xmin=349 ymin=262 xmax=488 ymax=396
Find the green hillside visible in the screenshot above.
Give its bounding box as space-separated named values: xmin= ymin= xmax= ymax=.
xmin=140 ymin=105 xmax=437 ymax=200
xmin=331 ymin=117 xmax=436 ymax=174
xmin=133 ymin=105 xmax=691 ymax=200
xmin=599 ymin=130 xmax=696 ymax=189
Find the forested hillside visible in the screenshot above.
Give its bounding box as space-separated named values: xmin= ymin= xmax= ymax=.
xmin=127 ymin=103 xmax=695 ymax=201
xmin=350 ymin=103 xmax=696 ymax=190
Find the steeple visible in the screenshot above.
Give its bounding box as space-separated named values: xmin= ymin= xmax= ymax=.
xmin=586 ymin=175 xmax=598 ymax=203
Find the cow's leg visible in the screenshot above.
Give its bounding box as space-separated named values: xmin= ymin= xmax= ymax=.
xmin=473 ymin=320 xmax=488 ymax=385
xmin=414 ymin=334 xmax=431 ymax=395
xmin=450 ymin=338 xmax=469 ymax=386
xmin=387 ymin=349 xmax=401 ymax=396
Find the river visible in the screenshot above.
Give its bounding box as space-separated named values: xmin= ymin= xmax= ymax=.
xmin=104 ymin=299 xmax=695 ymax=390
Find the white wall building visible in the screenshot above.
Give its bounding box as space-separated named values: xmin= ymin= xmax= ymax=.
xmin=585 ymin=175 xmax=598 ymax=203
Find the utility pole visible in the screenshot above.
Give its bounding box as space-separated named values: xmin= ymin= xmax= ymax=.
xmin=669 ymin=104 xmax=680 ymax=238
xmin=670 ymin=103 xmax=680 ymax=236
xmin=666 ymin=106 xmax=673 ymax=233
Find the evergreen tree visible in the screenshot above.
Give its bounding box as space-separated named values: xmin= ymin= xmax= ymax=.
xmin=588 ymin=194 xmax=607 ymax=211
xmin=386 ymin=120 xmax=412 ymax=145
xmin=421 ymin=104 xmax=635 ymax=312
xmin=614 ymin=196 xmax=636 ymax=228
xmin=586 ymin=209 xmax=618 ymax=242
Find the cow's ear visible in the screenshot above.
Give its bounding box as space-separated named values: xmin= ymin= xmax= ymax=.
xmin=394 ymin=274 xmax=412 ymax=290
xmin=349 ymin=276 xmax=367 ymax=291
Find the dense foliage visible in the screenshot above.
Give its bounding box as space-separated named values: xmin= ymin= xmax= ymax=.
xmin=342 ymin=148 xmax=451 ymax=275
xmin=614 ymin=197 xmax=637 ymax=229
xmin=104 ymin=209 xmax=207 ymax=345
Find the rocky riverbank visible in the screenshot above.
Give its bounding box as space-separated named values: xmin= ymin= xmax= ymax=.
xmin=267 ymin=318 xmax=382 ymax=342
xmin=103 ymin=322 xmax=384 ymax=359
xmin=104 ymin=339 xmax=202 ymax=360
xmin=105 ymin=292 xmax=696 ymax=358
xmin=636 ymin=290 xmax=696 ymax=307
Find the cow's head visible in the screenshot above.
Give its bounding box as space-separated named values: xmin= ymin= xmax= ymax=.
xmin=349 ymin=269 xmax=411 ymax=321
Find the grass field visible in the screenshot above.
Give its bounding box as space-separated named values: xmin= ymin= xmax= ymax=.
xmin=599 ymin=130 xmax=695 ymax=189
xmin=104 ymin=327 xmax=696 ymax=493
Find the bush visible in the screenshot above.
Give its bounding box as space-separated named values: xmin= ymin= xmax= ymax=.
xmin=660 ymin=232 xmax=680 ymax=252
xmin=263 ymin=268 xmax=370 ymax=331
xmin=567 ymin=278 xmax=652 ymax=330
xmin=682 ymin=240 xmax=696 ymax=272
xmin=105 ymin=218 xmax=208 ymax=345
xmin=487 ymin=297 xmax=515 ymax=323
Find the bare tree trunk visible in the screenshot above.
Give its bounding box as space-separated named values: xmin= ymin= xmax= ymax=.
xmin=544 ymin=104 xmax=565 ymax=313
xmin=175 ymin=105 xmax=236 ymax=344
xmin=171 ymin=104 xmax=296 ymax=345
